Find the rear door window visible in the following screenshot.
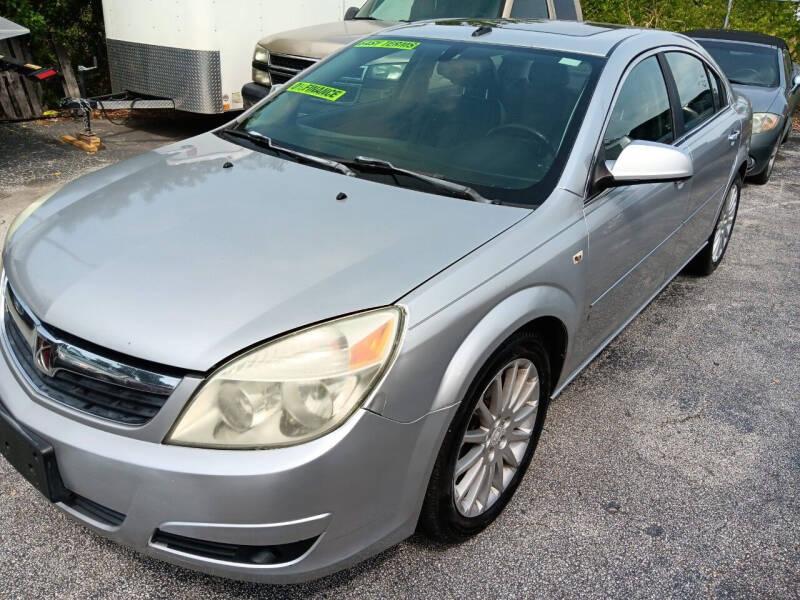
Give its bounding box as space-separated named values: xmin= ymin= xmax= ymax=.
xmin=510 ymin=0 xmax=549 ymax=18
xmin=552 ymin=0 xmax=579 ymax=20
xmin=666 ymin=52 xmax=716 ymax=133
xmin=603 ymin=56 xmax=674 ymax=160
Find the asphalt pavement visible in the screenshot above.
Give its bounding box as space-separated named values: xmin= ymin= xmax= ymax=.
xmin=0 ymin=114 xmax=798 ymax=599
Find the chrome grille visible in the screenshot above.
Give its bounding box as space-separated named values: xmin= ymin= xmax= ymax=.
xmin=2 ymin=283 xmax=181 ymax=426
xmin=267 ymin=53 xmax=317 ymax=85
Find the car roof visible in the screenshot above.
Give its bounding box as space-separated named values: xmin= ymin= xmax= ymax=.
xmin=684 ymin=29 xmax=789 ymax=53
xmin=383 ymin=19 xmax=655 ymax=57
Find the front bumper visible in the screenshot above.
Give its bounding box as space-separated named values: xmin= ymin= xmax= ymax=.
xmin=242 ymin=82 xmax=270 ymax=109
xmin=0 ymin=349 xmax=454 ymax=583
xmin=746 ymin=125 xmax=783 ymax=175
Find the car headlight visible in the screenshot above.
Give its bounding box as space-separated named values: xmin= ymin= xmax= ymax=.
xmin=752 ymin=113 xmax=780 ymax=134
xmin=253 ymin=44 xmax=269 ymax=64
xmin=167 ymin=307 xmax=405 ymax=449
xmin=252 ymin=67 xmax=271 ymax=86
xmin=3 ymin=188 xmax=58 ymax=251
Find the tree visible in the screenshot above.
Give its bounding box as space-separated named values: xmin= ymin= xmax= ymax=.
xmin=0 ymin=0 xmax=108 ymax=107
xmin=582 ymin=0 xmax=799 ymax=57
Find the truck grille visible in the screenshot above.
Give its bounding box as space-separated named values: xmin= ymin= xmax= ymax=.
xmin=2 ymin=284 xmax=181 ymax=426
xmin=267 ymin=53 xmax=317 ymax=84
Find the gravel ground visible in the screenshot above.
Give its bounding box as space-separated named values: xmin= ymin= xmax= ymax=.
xmin=0 ymin=115 xmax=798 ymax=600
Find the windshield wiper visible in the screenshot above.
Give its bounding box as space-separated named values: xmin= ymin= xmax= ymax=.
xmin=219 ymin=129 xmax=355 ymax=176
xmin=346 ymin=156 xmax=496 ymax=204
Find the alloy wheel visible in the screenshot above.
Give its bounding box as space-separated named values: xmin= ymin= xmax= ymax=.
xmin=712 ymin=183 xmax=739 ymax=263
xmin=453 ymin=358 xmax=539 ymax=517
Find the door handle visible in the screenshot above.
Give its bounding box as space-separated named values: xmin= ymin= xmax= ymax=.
xmin=728 ymin=130 xmax=741 ymax=141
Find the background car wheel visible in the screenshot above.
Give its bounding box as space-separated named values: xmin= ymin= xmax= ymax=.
xmin=748 ymin=150 xmax=777 ymax=185
xmin=419 ymin=330 xmax=551 ymax=542
xmin=686 ymin=175 xmax=741 ymax=276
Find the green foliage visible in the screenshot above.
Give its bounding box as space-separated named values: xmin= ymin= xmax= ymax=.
xmin=582 ymin=0 xmax=800 ymax=58
xmin=0 ymin=0 xmax=108 ymax=107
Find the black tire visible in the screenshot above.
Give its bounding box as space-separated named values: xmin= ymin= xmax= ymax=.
xmin=686 ymin=175 xmax=741 ymax=276
xmin=747 ymin=149 xmax=777 ymax=185
xmin=419 ymin=330 xmax=551 ymax=543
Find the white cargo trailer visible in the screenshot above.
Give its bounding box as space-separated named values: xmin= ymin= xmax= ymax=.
xmin=101 ymin=0 xmax=348 ymax=113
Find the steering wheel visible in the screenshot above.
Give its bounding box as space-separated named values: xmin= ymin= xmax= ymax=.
xmin=486 ymin=124 xmax=556 ymax=158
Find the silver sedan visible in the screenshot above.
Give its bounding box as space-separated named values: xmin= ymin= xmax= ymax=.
xmin=0 ymin=20 xmax=750 ymax=583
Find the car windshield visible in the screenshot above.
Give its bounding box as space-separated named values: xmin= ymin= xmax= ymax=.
xmin=356 ymin=0 xmax=504 ymax=22
xmin=231 ymin=37 xmax=604 ymax=205
xmin=697 ymin=40 xmax=781 ymax=88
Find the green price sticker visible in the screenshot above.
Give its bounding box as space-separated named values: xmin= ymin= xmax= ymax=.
xmin=355 ymin=39 xmax=420 ymax=50
xmin=287 ymin=81 xmax=347 ymax=102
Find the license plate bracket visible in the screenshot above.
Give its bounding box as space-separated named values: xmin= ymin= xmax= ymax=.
xmin=0 ymin=404 xmax=69 ymax=502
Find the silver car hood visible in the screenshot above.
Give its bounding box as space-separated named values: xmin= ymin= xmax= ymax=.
xmin=4 ymin=134 xmax=529 ymax=371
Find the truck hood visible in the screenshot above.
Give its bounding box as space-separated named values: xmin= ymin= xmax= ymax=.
xmin=257 ymin=20 xmax=394 ymax=60
xmin=730 ymin=83 xmax=783 ymax=114
xmin=3 ymin=133 xmax=529 ymax=372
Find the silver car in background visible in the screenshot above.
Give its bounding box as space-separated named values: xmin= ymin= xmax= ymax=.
xmin=0 ymin=20 xmax=750 ymax=583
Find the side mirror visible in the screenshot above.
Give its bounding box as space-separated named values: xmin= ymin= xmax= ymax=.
xmin=791 ymin=73 xmax=800 ymax=93
xmin=598 ymin=141 xmax=693 ymax=189
xmin=344 ymin=6 xmax=359 ymax=20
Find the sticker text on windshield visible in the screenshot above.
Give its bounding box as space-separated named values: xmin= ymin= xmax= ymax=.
xmin=287 ymin=82 xmax=347 ymax=101
xmin=355 ymin=39 xmax=421 ymax=50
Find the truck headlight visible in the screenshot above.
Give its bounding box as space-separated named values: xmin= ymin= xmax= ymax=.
xmin=167 ymin=307 xmax=404 ymax=449
xmin=252 ymin=68 xmax=271 ymax=86
xmin=752 ymin=113 xmax=780 ymax=134
xmin=253 ymin=44 xmax=269 ymax=64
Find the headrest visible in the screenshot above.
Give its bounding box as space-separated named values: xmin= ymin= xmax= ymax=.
xmin=528 ymin=58 xmax=569 ymax=88
xmin=498 ymin=55 xmax=533 ymax=81
xmin=437 ymin=56 xmax=496 ymax=89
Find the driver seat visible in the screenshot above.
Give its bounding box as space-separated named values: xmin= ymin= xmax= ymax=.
xmin=419 ymin=55 xmax=503 ymax=148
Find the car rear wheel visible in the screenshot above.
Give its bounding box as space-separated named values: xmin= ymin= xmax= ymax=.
xmin=419 ymin=331 xmax=551 ymax=542
xmin=686 ymin=176 xmax=741 ymax=276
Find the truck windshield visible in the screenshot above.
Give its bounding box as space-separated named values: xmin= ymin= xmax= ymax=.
xmin=697 ymin=40 xmax=781 ymax=88
xmin=232 ymin=37 xmax=604 ymax=205
xmin=357 ymin=0 xmax=504 ymax=21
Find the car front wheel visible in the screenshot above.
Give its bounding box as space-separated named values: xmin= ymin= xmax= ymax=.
xmin=748 ymin=149 xmax=777 ymax=185
xmin=419 ymin=331 xmax=551 ymax=542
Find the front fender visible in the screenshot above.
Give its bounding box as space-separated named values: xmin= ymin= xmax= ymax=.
xmin=377 ymin=285 xmax=578 ymax=424
xmin=431 ymin=285 xmax=577 ymax=412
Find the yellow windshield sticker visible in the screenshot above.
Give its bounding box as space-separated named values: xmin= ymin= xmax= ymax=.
xmin=355 ymin=39 xmax=420 ymax=50
xmin=287 ymin=81 xmax=347 ymax=101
